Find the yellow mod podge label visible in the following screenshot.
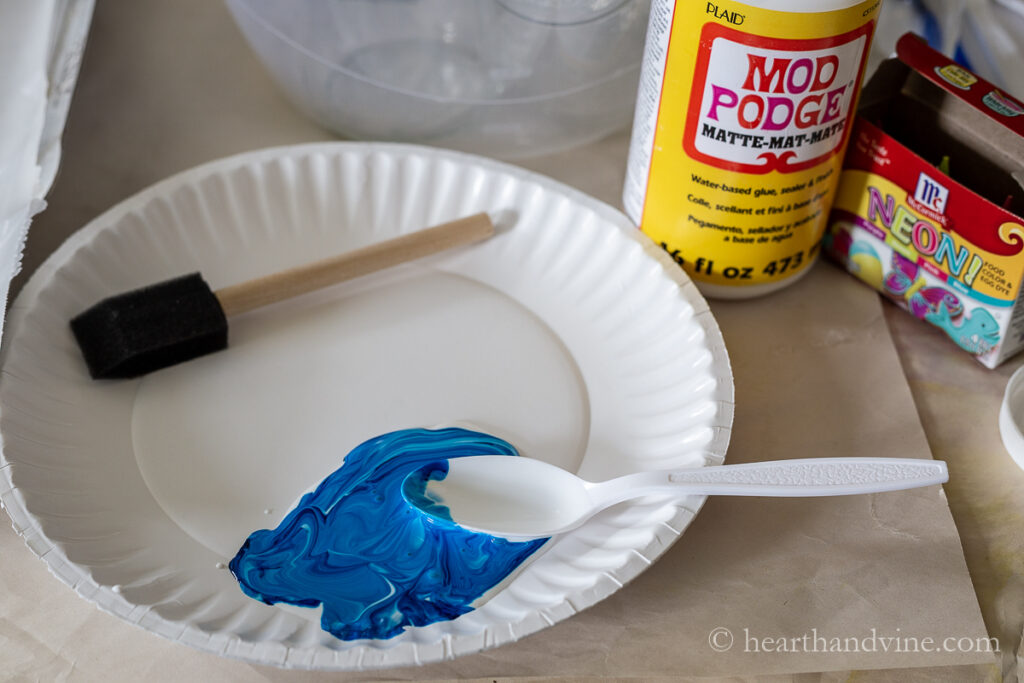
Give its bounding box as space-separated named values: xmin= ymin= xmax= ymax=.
xmin=623 ymin=0 xmax=880 ymax=293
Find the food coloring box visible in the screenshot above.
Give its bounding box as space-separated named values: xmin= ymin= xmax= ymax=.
xmin=825 ymin=33 xmax=1024 ymax=368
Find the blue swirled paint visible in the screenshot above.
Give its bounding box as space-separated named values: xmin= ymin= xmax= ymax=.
xmin=229 ymin=428 xmax=548 ymax=641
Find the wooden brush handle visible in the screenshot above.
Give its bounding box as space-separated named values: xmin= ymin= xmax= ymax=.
xmin=214 ymin=213 xmax=495 ymax=317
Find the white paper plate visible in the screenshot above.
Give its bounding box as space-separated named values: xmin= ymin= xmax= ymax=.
xmin=0 ymin=142 xmax=733 ymax=669
xmin=1000 ymin=364 xmax=1024 ymax=471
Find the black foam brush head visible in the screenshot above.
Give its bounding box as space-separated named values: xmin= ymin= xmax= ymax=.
xmin=70 ymin=273 xmax=228 ymax=379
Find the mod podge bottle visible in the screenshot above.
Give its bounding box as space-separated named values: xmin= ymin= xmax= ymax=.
xmin=623 ymin=0 xmax=882 ymax=298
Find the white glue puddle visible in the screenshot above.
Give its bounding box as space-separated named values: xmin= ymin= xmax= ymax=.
xmin=131 ymin=270 xmax=589 ymax=557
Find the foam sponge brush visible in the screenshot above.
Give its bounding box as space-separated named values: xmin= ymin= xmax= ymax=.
xmin=70 ymin=213 xmax=495 ymax=379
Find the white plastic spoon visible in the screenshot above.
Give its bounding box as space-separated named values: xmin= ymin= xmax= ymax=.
xmin=405 ymin=456 xmax=948 ymax=540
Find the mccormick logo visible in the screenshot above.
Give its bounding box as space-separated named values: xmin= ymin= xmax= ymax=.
xmin=914 ymin=172 xmax=949 ymax=214
xmin=684 ymin=23 xmax=873 ymax=174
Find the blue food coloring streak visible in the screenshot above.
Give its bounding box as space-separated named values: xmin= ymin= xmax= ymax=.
xmin=229 ymin=427 xmax=547 ymax=641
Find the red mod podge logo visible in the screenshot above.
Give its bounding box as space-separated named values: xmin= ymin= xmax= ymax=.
xmin=684 ymin=23 xmax=873 ymax=174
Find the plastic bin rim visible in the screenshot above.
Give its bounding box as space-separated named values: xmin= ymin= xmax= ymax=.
xmin=228 ymin=0 xmax=645 ymax=106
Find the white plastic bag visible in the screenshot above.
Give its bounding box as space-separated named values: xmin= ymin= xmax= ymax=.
xmin=872 ymin=0 xmax=1024 ymax=96
xmin=0 ymin=0 xmax=92 ymax=337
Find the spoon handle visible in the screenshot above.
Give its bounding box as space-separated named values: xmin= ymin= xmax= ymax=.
xmin=587 ymin=458 xmax=948 ymax=507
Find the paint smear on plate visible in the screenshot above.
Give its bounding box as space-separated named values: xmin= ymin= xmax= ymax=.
xmin=229 ymin=427 xmax=547 ymax=640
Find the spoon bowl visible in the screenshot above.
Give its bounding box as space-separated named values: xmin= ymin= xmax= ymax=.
xmin=404 ymin=456 xmax=949 ymax=540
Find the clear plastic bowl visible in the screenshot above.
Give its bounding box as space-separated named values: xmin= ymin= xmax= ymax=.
xmin=225 ymin=0 xmax=650 ymax=159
